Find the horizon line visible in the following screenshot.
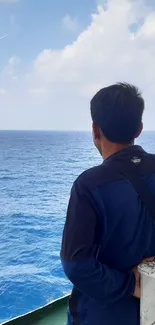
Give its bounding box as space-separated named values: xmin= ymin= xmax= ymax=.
xmin=0 ymin=129 xmax=91 ymax=132
xmin=0 ymin=129 xmax=154 ymax=132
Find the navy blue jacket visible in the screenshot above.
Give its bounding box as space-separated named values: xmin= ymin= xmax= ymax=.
xmin=61 ymin=145 xmax=155 ymax=325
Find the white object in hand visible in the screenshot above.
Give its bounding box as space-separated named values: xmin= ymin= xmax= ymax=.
xmin=138 ymin=261 xmax=155 ymax=325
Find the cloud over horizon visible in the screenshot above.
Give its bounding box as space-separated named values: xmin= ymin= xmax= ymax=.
xmin=0 ymin=0 xmax=155 ymax=130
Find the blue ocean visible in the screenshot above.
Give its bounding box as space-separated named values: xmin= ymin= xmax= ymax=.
xmin=0 ymin=130 xmax=155 ymax=323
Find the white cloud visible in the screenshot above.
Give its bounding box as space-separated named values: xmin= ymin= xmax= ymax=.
xmin=8 ymin=56 xmax=20 ymax=66
xmin=29 ymin=87 xmax=46 ymax=95
xmin=62 ymin=14 xmax=78 ymax=33
xmin=1 ymin=0 xmax=155 ymax=130
xmin=0 ymin=88 xmax=7 ymax=96
xmin=1 ymin=56 xmax=20 ymax=83
xmin=33 ymin=0 xmax=153 ymax=92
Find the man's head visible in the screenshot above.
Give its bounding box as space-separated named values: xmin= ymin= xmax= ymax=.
xmin=90 ymin=83 xmax=144 ymax=157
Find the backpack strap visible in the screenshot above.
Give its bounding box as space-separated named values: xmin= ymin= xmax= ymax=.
xmin=114 ymin=157 xmax=155 ymax=220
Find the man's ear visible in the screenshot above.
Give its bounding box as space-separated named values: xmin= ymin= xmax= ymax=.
xmin=135 ymin=121 xmax=143 ymax=139
xmin=92 ymin=122 xmax=101 ymax=140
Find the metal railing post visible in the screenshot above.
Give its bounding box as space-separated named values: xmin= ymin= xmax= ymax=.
xmin=138 ymin=261 xmax=155 ymax=325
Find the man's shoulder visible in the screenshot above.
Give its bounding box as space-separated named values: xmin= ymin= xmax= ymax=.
xmin=77 ymin=164 xmax=104 ymax=184
xmin=74 ymin=151 xmax=155 ymax=191
xmin=141 ymin=151 xmax=155 ymax=172
xmin=74 ymin=161 xmax=120 ymax=191
xmin=147 ymin=152 xmax=155 ymax=162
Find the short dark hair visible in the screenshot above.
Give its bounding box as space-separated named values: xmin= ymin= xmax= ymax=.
xmin=90 ymin=82 xmax=144 ymax=143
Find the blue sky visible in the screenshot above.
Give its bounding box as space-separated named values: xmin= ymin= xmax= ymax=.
xmin=0 ymin=0 xmax=98 ymax=68
xmin=0 ymin=0 xmax=155 ymax=131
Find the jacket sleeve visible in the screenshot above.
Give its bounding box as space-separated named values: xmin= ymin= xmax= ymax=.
xmin=60 ymin=180 xmax=135 ymax=303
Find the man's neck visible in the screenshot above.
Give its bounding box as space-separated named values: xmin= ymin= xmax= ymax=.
xmin=101 ymin=141 xmax=134 ymax=160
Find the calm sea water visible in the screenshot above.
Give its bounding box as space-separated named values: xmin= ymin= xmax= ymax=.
xmin=0 ymin=130 xmax=155 ymax=323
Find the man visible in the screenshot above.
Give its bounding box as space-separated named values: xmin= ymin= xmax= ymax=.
xmin=60 ymin=83 xmax=155 ymax=325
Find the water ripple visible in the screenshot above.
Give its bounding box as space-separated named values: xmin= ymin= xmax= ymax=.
xmin=0 ymin=131 xmax=153 ymax=323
